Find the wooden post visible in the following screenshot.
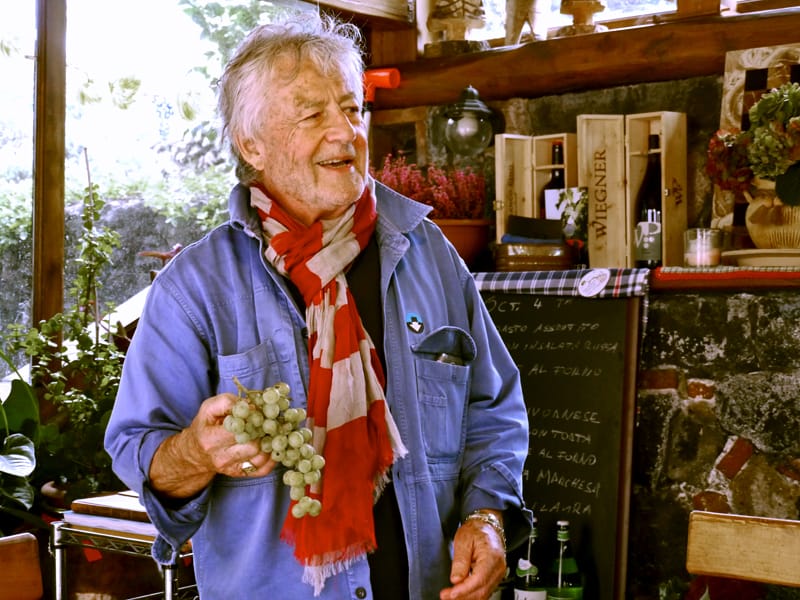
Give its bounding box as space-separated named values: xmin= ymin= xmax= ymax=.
xmin=33 ymin=0 xmax=66 ymax=326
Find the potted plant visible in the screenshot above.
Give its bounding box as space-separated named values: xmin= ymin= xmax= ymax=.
xmin=706 ymin=81 xmax=800 ymax=248
xmin=372 ymin=154 xmax=491 ymax=266
xmin=1 ymin=180 xmax=127 ymax=513
xmin=0 ymin=348 xmax=42 ymax=536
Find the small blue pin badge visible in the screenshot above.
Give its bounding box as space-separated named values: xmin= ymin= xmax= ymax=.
xmin=406 ymin=312 xmax=424 ymax=333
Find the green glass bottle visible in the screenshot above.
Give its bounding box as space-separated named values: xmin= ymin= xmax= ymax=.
xmin=546 ymin=520 xmax=583 ymax=600
xmin=514 ymin=517 xmax=548 ymax=599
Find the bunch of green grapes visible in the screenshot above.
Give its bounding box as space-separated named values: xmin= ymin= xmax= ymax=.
xmin=223 ymin=378 xmax=324 ymax=518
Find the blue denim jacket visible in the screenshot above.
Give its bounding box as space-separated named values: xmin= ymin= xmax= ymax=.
xmin=104 ymin=180 xmax=530 ymax=599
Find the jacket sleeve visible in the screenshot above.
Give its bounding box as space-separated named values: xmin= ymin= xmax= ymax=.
xmin=459 ymin=272 xmax=533 ymax=551
xmin=104 ymin=273 xmax=214 ymax=562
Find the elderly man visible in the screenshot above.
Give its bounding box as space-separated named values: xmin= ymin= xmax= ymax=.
xmin=105 ymin=12 xmax=530 ymax=600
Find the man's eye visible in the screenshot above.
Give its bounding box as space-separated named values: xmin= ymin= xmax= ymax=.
xmin=345 ymin=106 xmax=362 ymax=120
xmin=301 ymin=112 xmax=323 ymax=123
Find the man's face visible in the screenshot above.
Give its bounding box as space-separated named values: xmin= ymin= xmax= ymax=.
xmin=239 ymin=57 xmax=368 ymax=226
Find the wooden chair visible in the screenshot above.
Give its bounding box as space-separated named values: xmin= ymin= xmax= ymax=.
xmin=0 ymin=532 xmax=43 ymax=600
xmin=686 ymin=510 xmax=800 ymax=588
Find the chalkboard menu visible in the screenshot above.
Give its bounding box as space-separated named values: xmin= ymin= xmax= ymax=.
xmin=475 ymin=269 xmax=647 ymax=600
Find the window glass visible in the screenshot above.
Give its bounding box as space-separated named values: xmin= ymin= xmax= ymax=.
xmin=473 ymin=0 xmax=677 ymax=41
xmin=60 ymin=0 xmax=315 ymax=327
xmin=0 ymin=3 xmax=36 ymax=375
xmin=1 ymin=0 xmax=316 ymax=378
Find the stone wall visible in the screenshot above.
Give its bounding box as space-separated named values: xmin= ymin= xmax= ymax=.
xmin=629 ymin=288 xmax=800 ymax=599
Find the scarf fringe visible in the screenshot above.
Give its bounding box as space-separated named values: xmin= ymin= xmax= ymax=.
xmin=373 ymin=467 xmax=391 ymax=501
xmin=302 ymin=545 xmax=371 ymax=596
xmin=386 ymin=407 xmax=409 ymax=460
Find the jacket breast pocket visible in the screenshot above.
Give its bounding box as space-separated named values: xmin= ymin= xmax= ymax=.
xmin=217 ymin=339 xmax=283 ymax=394
xmin=412 ymin=326 xmax=476 ymax=460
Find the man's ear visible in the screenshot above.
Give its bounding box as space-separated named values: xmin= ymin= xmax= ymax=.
xmin=236 ymin=134 xmax=263 ymax=172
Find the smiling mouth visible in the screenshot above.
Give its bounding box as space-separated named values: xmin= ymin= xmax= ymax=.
xmin=318 ymin=158 xmax=353 ymax=168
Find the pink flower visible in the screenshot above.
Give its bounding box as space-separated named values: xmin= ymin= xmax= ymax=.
xmin=372 ymin=155 xmax=486 ymax=219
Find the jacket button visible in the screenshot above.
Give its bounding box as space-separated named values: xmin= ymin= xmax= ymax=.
xmin=355 ymin=587 xmax=367 ymax=599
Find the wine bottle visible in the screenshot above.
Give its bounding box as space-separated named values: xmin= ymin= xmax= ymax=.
xmin=539 ymin=140 xmax=566 ymax=220
xmin=546 ymin=520 xmax=583 ymax=600
xmin=514 ymin=517 xmax=547 ymax=599
xmin=633 ymin=132 xmax=663 ymax=268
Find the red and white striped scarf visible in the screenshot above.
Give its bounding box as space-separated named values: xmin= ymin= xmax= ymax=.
xmin=251 ymin=184 xmax=407 ymax=595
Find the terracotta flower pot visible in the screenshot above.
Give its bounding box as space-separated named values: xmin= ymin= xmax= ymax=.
xmin=434 ymin=218 xmax=493 ymax=268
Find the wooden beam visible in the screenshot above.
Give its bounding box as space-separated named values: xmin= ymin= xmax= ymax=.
xmin=676 ymin=0 xmax=721 ymax=17
xmin=33 ymin=0 xmax=66 ymax=325
xmin=320 ymin=0 xmax=413 ymax=23
xmin=736 ymin=0 xmax=800 ymax=11
xmin=687 ymin=511 xmax=800 ymax=587
xmin=371 ymin=9 xmax=800 ymax=109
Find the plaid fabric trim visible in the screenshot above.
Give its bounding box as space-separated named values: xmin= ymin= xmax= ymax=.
xmin=473 ymin=268 xmax=650 ymax=298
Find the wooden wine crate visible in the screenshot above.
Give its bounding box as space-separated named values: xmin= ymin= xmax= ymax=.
xmin=493 ymin=132 xmax=580 ymax=244
xmin=626 ymin=111 xmax=687 ymax=267
xmin=577 ymin=115 xmax=627 ymax=268
xmin=532 ymin=133 xmax=578 ymax=219
xmin=494 ymin=133 xmax=533 ymax=243
xmin=577 ymin=112 xmax=687 ymax=268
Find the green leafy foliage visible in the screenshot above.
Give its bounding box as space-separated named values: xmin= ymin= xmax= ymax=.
xmin=179 ymin=0 xmax=294 ymax=77
xmin=706 ymin=82 xmax=800 ymax=206
xmin=3 ymin=181 xmax=127 ymax=507
xmin=108 ymin=76 xmax=142 ymax=110
xmin=0 ymin=347 xmax=39 ymax=534
xmin=163 ymin=1 xmax=309 ymax=174
xmin=146 ymin=162 xmax=232 ymax=230
xmin=0 ymin=183 xmax=32 ymax=255
xmin=1 ymin=379 xmax=39 ymax=442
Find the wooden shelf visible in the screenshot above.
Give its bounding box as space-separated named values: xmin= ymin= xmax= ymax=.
xmin=650 ymin=266 xmax=800 ymax=290
xmin=320 ymin=0 xmax=411 ymax=24
xmin=371 ymin=9 xmax=800 ymax=109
